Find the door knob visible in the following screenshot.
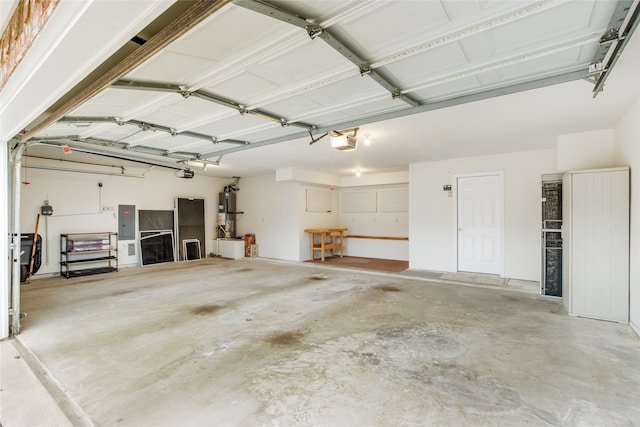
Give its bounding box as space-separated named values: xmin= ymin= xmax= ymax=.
xmin=458 ymin=228 xmax=463 ymax=232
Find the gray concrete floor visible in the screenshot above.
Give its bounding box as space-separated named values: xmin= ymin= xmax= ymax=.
xmin=2 ymin=257 xmax=639 ymax=426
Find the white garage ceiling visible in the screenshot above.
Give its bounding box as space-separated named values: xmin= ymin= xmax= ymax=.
xmin=21 ymin=0 xmax=640 ymax=177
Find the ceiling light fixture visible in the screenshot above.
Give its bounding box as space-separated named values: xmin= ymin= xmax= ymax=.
xmin=364 ymin=134 xmax=372 ymax=146
xmin=355 ymin=169 xmax=361 ymax=177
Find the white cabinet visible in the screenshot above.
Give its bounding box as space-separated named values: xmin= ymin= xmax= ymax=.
xmin=217 ymin=239 xmax=244 ymax=260
xmin=562 ymin=168 xmax=629 ymax=323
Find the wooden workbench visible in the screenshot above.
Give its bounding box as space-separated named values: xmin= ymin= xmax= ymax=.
xmin=304 ymin=228 xmax=347 ymax=262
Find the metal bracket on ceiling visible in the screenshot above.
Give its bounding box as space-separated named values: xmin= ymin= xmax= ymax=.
xmin=58 ymin=116 xmax=227 ymax=145
xmin=308 ymin=130 xmax=328 ymax=145
xmin=590 ymin=0 xmax=639 ymax=97
xmin=112 ymin=79 xmax=316 ymax=132
xmin=599 ymin=28 xmax=620 ymax=45
xmin=359 ymin=65 xmax=372 ymax=76
xmin=305 ymin=24 xmax=323 ymax=39
xmin=139 ymin=122 xmax=155 ymax=132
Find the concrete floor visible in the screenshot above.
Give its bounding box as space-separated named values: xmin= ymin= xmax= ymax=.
xmin=2 ymin=257 xmax=639 ymax=426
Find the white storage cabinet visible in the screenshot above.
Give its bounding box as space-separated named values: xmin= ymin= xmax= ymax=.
xmin=562 ymin=167 xmax=629 ymax=323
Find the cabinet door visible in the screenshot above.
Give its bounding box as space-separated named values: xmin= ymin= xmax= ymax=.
xmin=570 ymin=170 xmax=629 ymax=323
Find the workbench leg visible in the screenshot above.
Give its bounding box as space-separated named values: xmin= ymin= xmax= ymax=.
xmin=310 ymin=233 xmax=315 ymax=261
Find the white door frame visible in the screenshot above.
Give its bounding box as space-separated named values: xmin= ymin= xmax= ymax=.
xmin=452 ymin=171 xmax=505 ymax=276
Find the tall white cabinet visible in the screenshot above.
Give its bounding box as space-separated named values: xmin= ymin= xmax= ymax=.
xmin=562 ymin=167 xmax=629 ymax=323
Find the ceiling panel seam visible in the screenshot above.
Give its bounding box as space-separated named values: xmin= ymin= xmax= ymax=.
xmin=402 ymin=32 xmax=602 ymax=96
xmin=188 ymin=28 xmax=308 ymax=90
xmin=283 ymin=93 xmax=395 ymax=124
xmin=316 ymin=0 xmax=383 ymax=28
xmin=245 ymin=69 xmax=359 ymax=110
xmin=175 ymin=1 xmax=377 ymax=92
xmin=369 ymin=0 xmax=571 ymax=70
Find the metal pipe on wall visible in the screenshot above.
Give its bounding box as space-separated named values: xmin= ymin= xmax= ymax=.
xmin=0 ymin=142 xmax=8 ymax=339
xmin=23 ymin=164 xmax=145 ymax=178
xmin=10 ymin=142 xmax=28 ymax=336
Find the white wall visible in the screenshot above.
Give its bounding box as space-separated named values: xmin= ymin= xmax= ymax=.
xmin=240 ymin=172 xmax=411 ymax=261
xmin=20 ymin=161 xmax=225 ymax=276
xmin=613 ymin=97 xmax=640 ymax=333
xmin=557 ymin=129 xmax=615 ymax=172
xmin=339 ymin=185 xmax=409 ymax=261
xmin=409 ymin=149 xmax=556 ymax=281
xmin=236 ymin=174 xmax=339 ymax=261
xmin=235 ymin=175 xmax=300 ymax=261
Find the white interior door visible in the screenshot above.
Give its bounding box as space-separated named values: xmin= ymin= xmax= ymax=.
xmin=457 ymin=174 xmax=502 ymax=275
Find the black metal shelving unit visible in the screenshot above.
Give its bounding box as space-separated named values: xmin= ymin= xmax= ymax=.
xmin=60 ymin=232 xmax=118 ymax=278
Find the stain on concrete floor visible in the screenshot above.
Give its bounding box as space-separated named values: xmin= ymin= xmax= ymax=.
xmin=190 ymin=304 xmax=224 ymax=316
